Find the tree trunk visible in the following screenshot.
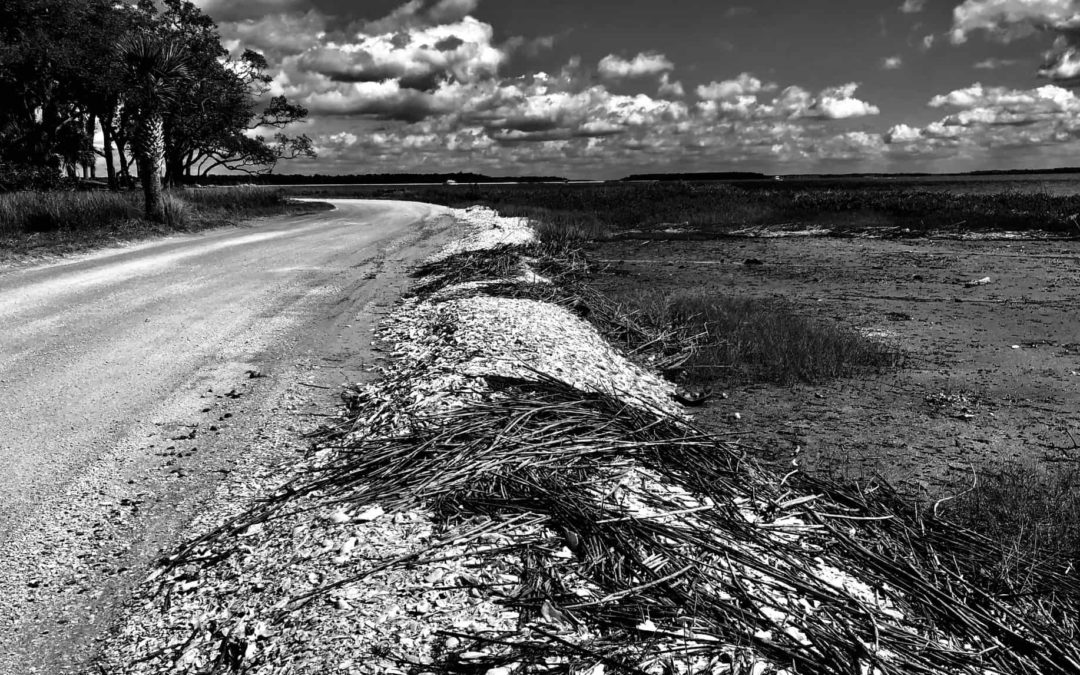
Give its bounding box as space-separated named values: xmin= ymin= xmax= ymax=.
xmin=86 ymin=113 xmax=97 ymax=178
xmin=136 ymin=112 xmax=166 ymax=221
xmin=101 ymin=116 xmax=118 ymax=191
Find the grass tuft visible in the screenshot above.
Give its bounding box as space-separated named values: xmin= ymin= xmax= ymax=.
xmin=160 ymin=192 xmax=192 ymax=229
xmin=940 ymin=462 xmax=1080 ymax=580
xmin=607 ymin=290 xmax=903 ymax=385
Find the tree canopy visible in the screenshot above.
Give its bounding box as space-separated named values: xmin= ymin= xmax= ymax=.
xmin=0 ymin=0 xmax=315 ymax=190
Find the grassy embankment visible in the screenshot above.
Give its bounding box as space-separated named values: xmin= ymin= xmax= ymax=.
xmin=0 ymin=186 xmax=325 ymax=261
xmin=394 ymin=180 xmax=1080 ymax=594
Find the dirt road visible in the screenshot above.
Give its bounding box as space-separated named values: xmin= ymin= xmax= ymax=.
xmin=0 ymin=200 xmax=451 ymax=673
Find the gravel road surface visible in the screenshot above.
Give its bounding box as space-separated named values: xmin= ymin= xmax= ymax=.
xmin=0 ymin=200 xmax=451 ymax=673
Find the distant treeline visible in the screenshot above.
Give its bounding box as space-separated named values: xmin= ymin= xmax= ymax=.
xmin=160 ymin=167 xmax=1080 ymax=189
xmin=192 ymin=172 xmax=568 ymax=186
xmin=622 ymin=172 xmax=769 ymax=181
xmin=786 ymin=168 xmax=1080 ymax=179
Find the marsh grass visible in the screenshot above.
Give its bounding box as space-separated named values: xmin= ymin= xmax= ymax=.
xmin=366 ymin=181 xmax=1080 ymax=237
xmin=608 ymin=289 xmax=902 ymax=385
xmin=940 ymin=462 xmax=1080 ymax=581
xmin=0 ymin=186 xmax=313 ymax=260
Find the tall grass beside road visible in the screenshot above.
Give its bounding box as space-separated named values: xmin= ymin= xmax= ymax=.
xmin=0 ymin=190 xmax=140 ymax=235
xmin=179 ymin=185 xmax=294 ymax=215
xmin=0 ymin=186 xmax=321 ymax=261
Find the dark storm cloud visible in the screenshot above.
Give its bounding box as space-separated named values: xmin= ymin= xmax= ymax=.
xmin=435 ymin=35 xmax=465 ymax=52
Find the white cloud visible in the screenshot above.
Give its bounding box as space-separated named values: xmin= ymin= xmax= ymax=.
xmin=885 ymin=123 xmax=924 ymax=142
xmin=217 ymin=10 xmax=327 ymax=58
xmin=427 ymin=0 xmax=480 ymax=24
xmin=974 ymin=57 xmax=1022 ymax=68
xmin=900 ymin=0 xmax=927 ymax=13
xmin=192 ymin=0 xmax=307 ymax=22
xmin=809 ymin=83 xmax=881 ymax=119
xmin=193 ymin=1 xmax=895 ymax=175
xmin=360 ymin=0 xmax=480 ymax=33
xmin=695 ymin=77 xmax=879 ymax=121
xmin=297 ymin=17 xmax=505 ymax=90
xmin=597 ymin=52 xmax=675 ymax=79
xmin=696 ymin=72 xmax=775 ymax=100
xmin=658 ymin=73 xmax=685 ymax=98
xmin=922 ymin=34 xmax=937 ymax=49
xmin=1038 ymin=44 xmax=1080 ymax=81
xmin=950 ymin=0 xmax=1080 ymax=44
xmin=929 ymin=82 xmax=1077 ymax=111
xmin=882 ymin=55 xmax=904 ymax=69
xmin=887 ymin=81 xmax=1080 ymax=159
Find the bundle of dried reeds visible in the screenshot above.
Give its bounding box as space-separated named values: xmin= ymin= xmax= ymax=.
xmin=151 ymin=220 xmax=1079 ymax=675
xmin=178 ymin=370 xmax=1078 ymax=674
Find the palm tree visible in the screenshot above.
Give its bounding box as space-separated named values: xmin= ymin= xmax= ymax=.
xmin=119 ymin=34 xmax=187 ymax=221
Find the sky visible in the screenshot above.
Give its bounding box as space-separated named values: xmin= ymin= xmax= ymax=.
xmin=188 ymin=0 xmax=1080 ymax=178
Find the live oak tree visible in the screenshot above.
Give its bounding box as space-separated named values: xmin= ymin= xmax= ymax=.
xmin=151 ymin=0 xmax=314 ymax=183
xmin=0 ymin=0 xmax=314 ymax=192
xmin=0 ymin=0 xmax=122 ymax=186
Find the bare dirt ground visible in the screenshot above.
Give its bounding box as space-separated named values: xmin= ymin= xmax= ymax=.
xmin=0 ymin=200 xmax=452 ymax=674
xmin=587 ymin=235 xmax=1080 ymax=497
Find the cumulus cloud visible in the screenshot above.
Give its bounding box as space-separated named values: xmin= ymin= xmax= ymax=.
xmin=696 ymin=72 xmax=775 ymax=100
xmin=658 ymin=73 xmax=685 ymax=98
xmin=427 ymin=0 xmax=480 ymax=24
xmin=192 ymin=0 xmax=307 ymax=22
xmin=695 ymin=76 xmax=879 ymax=121
xmin=217 ymin=10 xmax=327 ymax=58
xmin=470 ymin=79 xmax=690 ymax=142
xmin=950 ymin=0 xmax=1080 ymax=43
xmin=886 ymin=81 xmax=1080 ymax=161
xmin=1038 ymin=41 xmax=1080 ymax=82
xmin=360 ymin=0 xmax=480 ymax=33
xmin=900 ymin=0 xmax=927 ymax=12
xmin=948 ymin=0 xmax=1080 ymax=84
xmin=882 ymin=55 xmax=904 ymax=69
xmin=929 ymin=82 xmax=1076 ymax=111
xmin=811 ymin=83 xmax=881 ymax=118
xmin=597 ymin=52 xmax=675 ymax=79
xmin=195 ymin=1 xmax=896 ymax=175
xmin=885 ymin=123 xmax=924 ymax=142
xmin=299 ymin=79 xmax=461 ymax=121
xmin=296 ymin=17 xmax=504 ymax=91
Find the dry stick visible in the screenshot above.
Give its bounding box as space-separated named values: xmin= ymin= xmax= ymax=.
xmin=595 ymin=504 xmax=714 ymax=525
xmin=931 ymin=464 xmax=978 ymax=518
xmin=564 ymin=565 xmax=695 ymax=609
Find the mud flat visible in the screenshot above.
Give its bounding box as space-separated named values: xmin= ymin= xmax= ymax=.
xmin=586 ymin=234 xmax=1080 ymax=495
